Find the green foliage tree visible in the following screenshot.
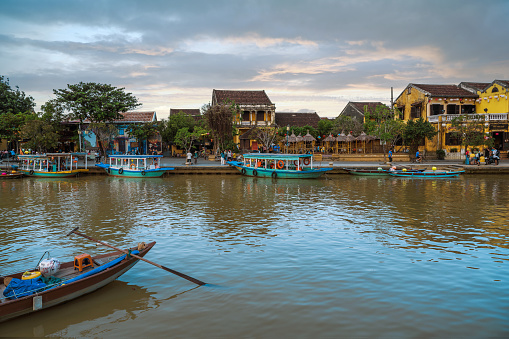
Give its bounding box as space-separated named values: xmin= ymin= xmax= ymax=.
xmin=127 ymin=122 xmax=159 ymax=154
xmin=159 ymin=111 xmax=196 ymax=145
xmin=19 ymin=118 xmax=60 ymax=153
xmin=364 ymin=105 xmax=405 ymax=159
xmin=450 ymin=115 xmax=493 ymax=154
xmin=333 ymin=115 xmax=364 ymax=136
xmin=204 ymin=100 xmax=240 ymax=152
xmin=317 ymin=119 xmax=335 ymax=137
xmin=53 ymin=82 xmax=141 ymax=156
xmin=402 ymin=117 xmax=438 ymax=156
xmin=174 ymin=126 xmax=207 ymax=154
xmin=0 ymin=76 xmax=36 ymax=150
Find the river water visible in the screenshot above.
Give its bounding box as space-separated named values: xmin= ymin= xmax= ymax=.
xmin=1 ymin=174 xmax=508 ymax=337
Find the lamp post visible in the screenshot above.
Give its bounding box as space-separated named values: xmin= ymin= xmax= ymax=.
xmin=286 ymin=125 xmax=290 ymax=154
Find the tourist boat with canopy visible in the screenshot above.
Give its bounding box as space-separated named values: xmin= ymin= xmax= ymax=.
xmin=96 ymin=155 xmax=174 ymax=177
xmin=228 ymin=153 xmax=332 ymax=179
xmin=0 ymin=227 xmax=205 ymax=323
xmin=17 ymin=153 xmax=89 ymax=177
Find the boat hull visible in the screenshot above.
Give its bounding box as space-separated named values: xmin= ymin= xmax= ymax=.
xmin=0 ymin=242 xmax=155 ymax=323
xmin=101 ymin=167 xmax=173 ymax=178
xmin=389 ymin=171 xmax=464 ymax=178
xmin=234 ymin=166 xmax=331 ymax=179
xmin=345 ymin=169 xmax=389 ymax=176
xmin=19 ymin=169 xmax=89 ymax=178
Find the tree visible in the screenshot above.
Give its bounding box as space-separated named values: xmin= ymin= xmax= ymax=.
xmin=159 ymin=111 xmax=196 ymax=145
xmin=402 ymin=118 xmax=438 ymax=156
xmin=19 ymin=118 xmax=60 ymax=153
xmin=252 ymin=126 xmax=281 ymax=151
xmin=53 ymin=82 xmax=141 ymax=156
xmin=127 ymin=122 xmax=160 ymax=154
xmin=364 ymin=105 xmax=405 ymax=159
xmin=204 ymin=100 xmax=240 ymax=152
xmin=174 ymin=127 xmax=207 ymax=154
xmin=317 ymin=119 xmax=335 ymax=137
xmin=333 ymin=115 xmax=364 ymax=136
xmin=449 ymin=115 xmax=493 ymax=154
xmin=0 ymin=76 xmax=36 ymax=150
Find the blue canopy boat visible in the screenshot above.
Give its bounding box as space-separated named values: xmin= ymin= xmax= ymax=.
xmin=228 ymin=153 xmax=332 ymax=179
xmin=96 ymin=155 xmax=174 ymax=177
xmin=388 ymin=169 xmax=465 ymax=178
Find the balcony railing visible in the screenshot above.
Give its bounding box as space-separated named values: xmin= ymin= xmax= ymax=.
xmin=428 ymin=113 xmax=508 ymax=123
xmin=238 ymin=121 xmax=273 ymax=126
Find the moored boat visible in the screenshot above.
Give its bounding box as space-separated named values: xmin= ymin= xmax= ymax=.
xmin=96 ymin=155 xmax=174 ymax=177
xmin=18 ymin=153 xmax=89 ymax=178
xmin=344 ymin=168 xmax=424 ymax=176
xmin=228 ymin=153 xmax=332 ymax=179
xmin=0 ymin=241 xmax=155 ymax=323
xmin=388 ymin=170 xmax=465 ymax=178
xmin=0 ymin=170 xmax=24 ymax=179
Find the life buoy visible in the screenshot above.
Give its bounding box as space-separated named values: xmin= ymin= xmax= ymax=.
xmin=252 ymin=169 xmax=258 ymax=177
xmin=293 ymin=160 xmax=298 ymax=167
xmin=303 ymin=158 xmax=311 ymax=166
xmin=107 ymin=168 xmax=111 ymax=174
xmin=29 ymin=170 xmax=34 ymax=175
xmin=241 ymin=168 xmax=246 ymax=175
xmin=272 ymin=171 xmax=277 ymax=179
xmin=118 ymin=167 xmax=124 ymax=174
xmin=130 ymin=164 xmax=135 ymax=169
xmin=141 ymin=170 xmax=146 ymax=176
xmin=277 ymin=160 xmax=284 ymax=169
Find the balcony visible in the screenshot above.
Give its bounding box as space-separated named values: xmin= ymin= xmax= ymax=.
xmin=428 ymin=113 xmax=508 ymax=123
xmin=238 ymin=121 xmax=273 ymax=127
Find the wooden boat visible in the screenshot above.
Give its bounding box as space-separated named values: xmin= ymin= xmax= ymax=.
xmin=388 ymin=170 xmax=465 ymax=178
xmin=228 ymin=153 xmax=332 ymax=179
xmin=96 ymin=155 xmax=174 ymax=177
xmin=18 ymin=153 xmax=89 ymax=178
xmin=344 ymin=168 xmax=424 ymax=176
xmin=0 ymin=170 xmax=24 ymax=179
xmin=0 ymin=242 xmax=155 ymax=323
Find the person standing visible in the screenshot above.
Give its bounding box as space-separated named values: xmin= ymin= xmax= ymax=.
xmin=186 ymin=151 xmax=192 ymax=164
xmin=492 ymin=147 xmax=499 ymax=165
xmin=194 ymin=150 xmax=198 ymax=165
xmin=220 ymin=150 xmax=225 ymax=165
xmin=388 ymin=148 xmax=393 ymax=163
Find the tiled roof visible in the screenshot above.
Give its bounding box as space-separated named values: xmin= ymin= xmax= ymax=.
xmin=493 ymin=80 xmax=509 ymax=89
xmin=411 ymin=84 xmax=477 ymax=98
xmin=460 ymin=82 xmax=491 ymax=93
xmin=213 ymin=89 xmax=273 ymax=105
xmin=349 ymin=102 xmax=386 ymax=114
xmin=170 ymin=109 xmax=201 ymax=116
xmin=275 ymin=112 xmax=321 ymax=128
xmin=119 ymin=111 xmax=157 ymax=122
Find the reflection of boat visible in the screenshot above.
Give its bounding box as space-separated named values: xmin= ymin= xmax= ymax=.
xmin=344 ymin=168 xmax=424 ymax=176
xmin=0 ymin=242 xmax=155 ymax=323
xmin=18 ymin=153 xmax=89 ymax=178
xmin=229 ymin=153 xmax=332 ymax=179
xmin=96 ymin=155 xmax=174 ymax=178
xmin=389 ymin=170 xmax=465 ymax=178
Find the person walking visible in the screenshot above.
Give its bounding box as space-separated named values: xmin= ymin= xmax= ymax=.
xmin=388 ymin=148 xmax=393 ymax=163
xmin=220 ymin=150 xmax=225 ymax=165
xmin=194 ymin=150 xmax=198 ymax=164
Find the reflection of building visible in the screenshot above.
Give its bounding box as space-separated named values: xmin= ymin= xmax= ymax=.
xmin=395 ymin=81 xmax=509 ymax=152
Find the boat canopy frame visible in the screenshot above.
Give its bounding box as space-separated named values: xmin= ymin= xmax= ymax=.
xmin=18 ymin=153 xmax=88 ymax=173
xmin=241 ymin=153 xmax=314 ymax=171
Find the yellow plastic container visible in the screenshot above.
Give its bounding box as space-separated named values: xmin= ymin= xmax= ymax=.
xmin=22 ymin=271 xmax=42 ymax=280
xmin=480 ymin=156 xmax=485 ymax=163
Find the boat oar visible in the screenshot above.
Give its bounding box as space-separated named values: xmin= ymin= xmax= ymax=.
xmin=66 ymin=227 xmax=206 ymax=286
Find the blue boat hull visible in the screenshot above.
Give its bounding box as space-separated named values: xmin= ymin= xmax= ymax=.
xmin=96 ymin=164 xmax=173 ymax=178
xmin=233 ymin=165 xmax=331 ymax=179
xmin=389 ymin=171 xmax=464 ymax=178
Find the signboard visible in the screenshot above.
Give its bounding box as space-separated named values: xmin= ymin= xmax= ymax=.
xmin=489 ymin=123 xmax=508 ymax=131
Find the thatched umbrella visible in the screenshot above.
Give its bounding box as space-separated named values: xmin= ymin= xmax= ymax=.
xmin=302 ymin=130 xmax=316 ymax=152
xmin=296 ymin=133 xmax=303 ymax=153
xmin=323 ymin=134 xmax=336 ymax=154
xmin=336 ymin=132 xmax=347 ymax=153
xmin=287 ymin=132 xmax=297 ymax=153
xmin=356 ymin=132 xmax=370 ymax=153
xmin=345 ymin=132 xmax=355 ymax=153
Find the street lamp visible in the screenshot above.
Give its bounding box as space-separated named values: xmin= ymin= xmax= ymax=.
xmin=286 ymin=125 xmax=290 ymax=154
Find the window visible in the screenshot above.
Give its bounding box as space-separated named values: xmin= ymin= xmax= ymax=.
xmin=118 ymin=128 xmax=124 ymax=135
xmin=430 ymin=104 xmax=444 ymax=116
xmin=242 ymin=111 xmax=250 ymax=121
xmin=492 ymin=87 xmax=499 ymax=93
xmin=445 ymin=133 xmax=461 ymax=146
xmin=446 ymin=104 xmax=459 ymax=115
xmin=407 ymin=87 xmax=412 ymax=95
xmin=256 ymin=111 xmax=265 ymax=121
xmin=461 ymin=105 xmax=475 ymax=114
xmin=410 ymin=105 xmax=421 ymax=119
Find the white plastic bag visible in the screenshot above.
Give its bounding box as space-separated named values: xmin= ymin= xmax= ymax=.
xmin=39 ymin=258 xmax=61 ymax=277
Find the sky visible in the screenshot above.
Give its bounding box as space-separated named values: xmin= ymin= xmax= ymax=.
xmin=1 ymin=0 xmax=509 ymax=120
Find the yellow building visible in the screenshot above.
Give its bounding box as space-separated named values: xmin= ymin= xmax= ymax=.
xmin=395 ymin=82 xmax=509 ymax=152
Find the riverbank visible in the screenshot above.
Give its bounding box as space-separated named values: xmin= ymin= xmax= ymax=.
xmin=3 ymin=156 xmax=509 ymax=176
